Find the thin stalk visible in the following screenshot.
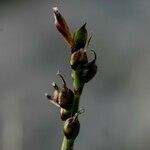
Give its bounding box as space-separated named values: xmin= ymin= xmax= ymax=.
xmin=71 ymin=69 xmax=84 ymax=116
xmin=61 ymin=136 xmax=74 ymax=150
xmin=61 ymin=69 xmax=84 ymax=150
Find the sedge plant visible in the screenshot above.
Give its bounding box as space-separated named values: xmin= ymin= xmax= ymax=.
xmin=45 ymin=7 xmax=97 ymax=150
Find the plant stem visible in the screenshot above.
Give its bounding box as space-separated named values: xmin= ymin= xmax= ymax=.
xmin=71 ymin=69 xmax=83 ymax=115
xmin=61 ymin=136 xmax=74 ymax=150
xmin=61 ymin=69 xmax=84 ymax=150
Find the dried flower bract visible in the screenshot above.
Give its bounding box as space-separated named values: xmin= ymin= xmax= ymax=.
xmin=53 ymin=7 xmax=75 ymax=49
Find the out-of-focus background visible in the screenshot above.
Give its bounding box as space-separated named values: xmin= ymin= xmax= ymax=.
xmin=0 ymin=0 xmax=150 ymax=150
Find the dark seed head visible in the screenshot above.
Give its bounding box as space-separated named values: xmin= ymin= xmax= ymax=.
xmin=64 ymin=116 xmax=80 ymax=139
xmin=57 ymin=73 xmax=74 ymax=109
xmin=70 ymin=49 xmax=88 ymax=70
xmin=63 ymin=109 xmax=84 ymax=139
xmin=81 ymin=50 xmax=97 ymax=83
xmin=58 ymin=88 xmax=74 ymax=109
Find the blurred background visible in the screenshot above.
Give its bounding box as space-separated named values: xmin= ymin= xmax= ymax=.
xmin=0 ymin=0 xmax=150 ymax=150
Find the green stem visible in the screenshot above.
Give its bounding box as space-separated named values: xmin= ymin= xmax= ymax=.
xmin=61 ymin=69 xmax=84 ymax=150
xmin=61 ymin=136 xmax=74 ymax=150
xmin=71 ymin=70 xmax=83 ymax=116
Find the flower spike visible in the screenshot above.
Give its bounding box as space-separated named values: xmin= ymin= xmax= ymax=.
xmin=46 ymin=7 xmax=97 ymax=149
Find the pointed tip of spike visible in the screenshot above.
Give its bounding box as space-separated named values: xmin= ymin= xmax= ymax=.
xmin=53 ymin=7 xmax=58 ymax=12
xmin=79 ymin=23 xmax=87 ymax=29
xmin=81 ymin=22 xmax=87 ymax=29
xmin=82 ymin=22 xmax=87 ymax=28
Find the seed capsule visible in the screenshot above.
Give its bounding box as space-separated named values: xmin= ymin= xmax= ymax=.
xmin=81 ymin=50 xmax=97 ymax=83
xmin=57 ymin=73 xmax=74 ymax=109
xmin=58 ymin=88 xmax=74 ymax=109
xmin=64 ymin=117 xmax=80 ymax=139
xmin=64 ymin=115 xmax=79 ymax=139
xmin=70 ymin=49 xmax=88 ymax=70
xmin=63 ymin=109 xmax=84 ymax=139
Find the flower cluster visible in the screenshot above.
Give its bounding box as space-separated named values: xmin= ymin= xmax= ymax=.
xmin=46 ymin=7 xmax=97 ymax=144
xmin=45 ymin=73 xmax=85 ymax=140
xmin=45 ymin=73 xmax=74 ymax=121
xmin=53 ymin=7 xmax=97 ymax=85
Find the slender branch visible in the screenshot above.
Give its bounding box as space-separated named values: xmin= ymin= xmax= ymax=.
xmin=71 ymin=69 xmax=84 ymax=116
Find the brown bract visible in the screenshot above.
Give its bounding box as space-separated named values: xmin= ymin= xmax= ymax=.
xmin=53 ymin=7 xmax=75 ymax=49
